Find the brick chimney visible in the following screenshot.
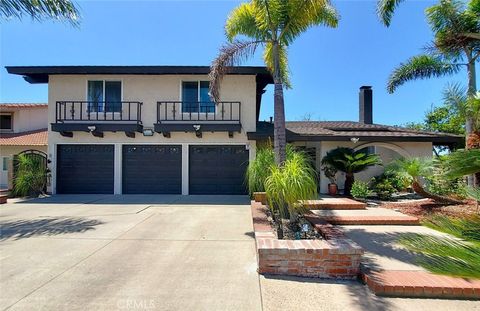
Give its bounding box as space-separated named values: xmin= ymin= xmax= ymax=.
xmin=359 ymin=86 xmax=373 ymax=124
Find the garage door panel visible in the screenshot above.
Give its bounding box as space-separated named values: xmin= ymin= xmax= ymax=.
xmin=57 ymin=145 xmax=114 ymax=194
xmin=189 ymin=145 xmax=248 ymax=195
xmin=122 ymin=145 xmax=182 ymax=194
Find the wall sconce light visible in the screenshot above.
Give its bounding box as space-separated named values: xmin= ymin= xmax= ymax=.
xmin=143 ymin=129 xmax=154 ymax=137
xmin=350 ymin=137 xmax=360 ymax=144
xmin=87 ymin=125 xmax=96 ymax=132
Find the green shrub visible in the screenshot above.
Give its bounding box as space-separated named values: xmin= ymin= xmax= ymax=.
xmin=246 ymin=147 xmax=275 ymax=194
xmin=350 ymin=180 xmax=372 ymax=199
xmin=371 ymin=178 xmax=397 ymax=200
xmin=13 ymin=154 xmax=47 ymax=197
xmin=424 ymin=157 xmax=468 ymax=199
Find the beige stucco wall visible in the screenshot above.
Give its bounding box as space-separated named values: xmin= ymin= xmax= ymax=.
xmin=294 ymin=140 xmax=433 ymax=194
xmin=0 ymin=106 xmax=48 ymax=133
xmin=0 ymin=145 xmax=48 ymax=189
xmin=47 ymin=74 xmax=258 ymax=194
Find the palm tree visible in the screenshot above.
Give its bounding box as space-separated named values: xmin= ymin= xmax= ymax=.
xmin=321 ymin=147 xmax=381 ymax=196
xmin=209 ymin=0 xmax=339 ymax=165
xmin=386 ymin=0 xmax=479 ymax=184
xmin=388 ymin=158 xmax=463 ymax=204
xmin=0 ymin=0 xmax=80 ymax=25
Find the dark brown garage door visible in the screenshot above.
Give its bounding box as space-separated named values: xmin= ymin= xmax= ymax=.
xmin=189 ymin=145 xmax=248 ymax=195
xmin=57 ymin=145 xmax=114 ymax=194
xmin=122 ymin=145 xmax=182 ymax=194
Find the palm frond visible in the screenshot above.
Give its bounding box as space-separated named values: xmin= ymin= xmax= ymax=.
xmin=225 ymin=2 xmax=267 ymax=41
xmin=278 ymin=0 xmax=339 ymax=45
xmin=263 ymin=41 xmax=290 ymax=87
xmin=376 ymin=0 xmax=405 ymax=27
xmin=442 ymin=82 xmax=467 ymax=114
xmin=444 ymin=149 xmax=480 ymax=178
xmin=0 ymin=0 xmax=80 ymax=25
xmin=387 ymin=55 xmax=461 ymax=93
xmin=209 ymin=40 xmax=263 ymax=102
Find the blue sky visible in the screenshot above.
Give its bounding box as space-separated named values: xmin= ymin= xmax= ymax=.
xmin=0 ymin=0 xmax=475 ymax=125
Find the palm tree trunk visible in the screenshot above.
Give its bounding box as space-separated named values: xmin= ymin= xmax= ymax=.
xmin=272 ymin=41 xmax=287 ymax=165
xmin=412 ymin=180 xmax=463 ymax=205
xmin=344 ymin=173 xmax=354 ymax=196
xmin=466 ymin=54 xmax=477 ymax=186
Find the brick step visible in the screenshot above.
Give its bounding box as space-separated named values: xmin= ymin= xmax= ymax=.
xmin=301 ymin=199 xmax=366 ymax=210
xmin=361 ymin=270 xmax=480 ymax=299
xmin=322 ymin=215 xmax=419 ymax=225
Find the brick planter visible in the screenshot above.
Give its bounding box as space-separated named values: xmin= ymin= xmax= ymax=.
xmin=251 ymin=201 xmax=363 ymax=279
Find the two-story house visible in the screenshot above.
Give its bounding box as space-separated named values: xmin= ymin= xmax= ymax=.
xmin=6 ymin=66 xmax=462 ymax=195
xmin=0 ymin=103 xmax=48 ymax=190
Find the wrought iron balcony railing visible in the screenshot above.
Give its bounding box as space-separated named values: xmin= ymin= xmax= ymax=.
xmin=55 ymin=101 xmax=142 ymax=124
xmin=157 ymin=101 xmax=241 ymax=123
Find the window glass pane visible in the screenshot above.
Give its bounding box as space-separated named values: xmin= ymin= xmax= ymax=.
xmin=105 ymin=81 xmax=122 ymax=112
xmin=87 ymin=81 xmax=104 ymax=112
xmin=0 ymin=115 xmax=12 ymax=130
xmin=2 ymin=157 xmax=8 ymax=171
xmin=200 ymin=81 xmax=215 ymax=113
xmin=182 ymin=81 xmax=198 ymax=112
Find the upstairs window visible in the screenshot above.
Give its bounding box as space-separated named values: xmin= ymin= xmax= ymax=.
xmin=0 ymin=113 xmax=13 ymax=131
xmin=182 ymin=81 xmax=215 ymax=113
xmin=87 ymin=80 xmax=122 ymax=112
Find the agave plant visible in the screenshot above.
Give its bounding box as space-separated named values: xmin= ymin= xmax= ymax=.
xmin=387 ymin=158 xmax=462 ymax=204
xmin=12 ymin=154 xmax=47 ymax=197
xmin=321 ymin=147 xmax=381 ymax=196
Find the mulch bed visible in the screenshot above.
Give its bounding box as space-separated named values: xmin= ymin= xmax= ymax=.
xmin=379 ymin=198 xmax=479 ymax=220
xmin=264 ymin=208 xmax=322 ymax=240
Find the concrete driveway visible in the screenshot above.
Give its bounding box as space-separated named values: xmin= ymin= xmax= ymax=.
xmin=0 ymin=195 xmax=261 ymax=311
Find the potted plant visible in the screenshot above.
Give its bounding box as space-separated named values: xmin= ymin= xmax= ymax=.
xmin=322 ymin=165 xmax=338 ymax=196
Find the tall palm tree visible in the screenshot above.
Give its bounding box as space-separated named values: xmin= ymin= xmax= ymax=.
xmin=209 ymin=0 xmax=339 ymax=165
xmin=0 ymin=0 xmax=80 ymax=25
xmin=386 ymin=0 xmax=479 ymax=184
xmin=321 ymin=147 xmax=381 ymax=196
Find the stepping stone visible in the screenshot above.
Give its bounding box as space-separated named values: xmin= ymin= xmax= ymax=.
xmin=361 ymin=270 xmax=480 ymax=299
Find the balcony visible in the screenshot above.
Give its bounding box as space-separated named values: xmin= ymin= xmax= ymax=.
xmin=51 ymin=101 xmax=143 ymax=138
xmin=155 ymin=101 xmax=241 ymax=138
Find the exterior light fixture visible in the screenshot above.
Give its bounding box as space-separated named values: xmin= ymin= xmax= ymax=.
xmin=350 ymin=137 xmax=360 ymax=144
xmin=193 ymin=125 xmax=201 ymax=131
xmin=143 ymin=129 xmax=154 ymax=136
xmin=87 ymin=125 xmax=96 ymax=132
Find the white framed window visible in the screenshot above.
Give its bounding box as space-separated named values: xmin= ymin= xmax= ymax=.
xmin=0 ymin=113 xmax=13 ymax=132
xmin=181 ymin=81 xmax=215 ymax=113
xmin=2 ymin=157 xmax=8 ymax=171
xmin=87 ymin=80 xmax=122 ymax=113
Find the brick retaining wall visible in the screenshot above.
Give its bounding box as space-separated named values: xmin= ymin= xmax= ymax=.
xmin=251 ymin=201 xmax=363 ymax=279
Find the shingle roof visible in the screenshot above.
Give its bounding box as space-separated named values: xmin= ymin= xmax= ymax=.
xmin=0 ymin=103 xmax=47 ymax=109
xmin=249 ymin=121 xmax=462 ymax=145
xmin=0 ymin=129 xmax=48 ymax=146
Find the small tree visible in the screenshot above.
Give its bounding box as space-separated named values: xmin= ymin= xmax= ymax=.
xmin=321 ymin=147 xmax=381 ymax=196
xmin=13 ymin=154 xmax=47 ymax=197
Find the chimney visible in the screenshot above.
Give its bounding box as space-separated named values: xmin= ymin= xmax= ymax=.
xmin=359 ymin=86 xmax=373 ymax=124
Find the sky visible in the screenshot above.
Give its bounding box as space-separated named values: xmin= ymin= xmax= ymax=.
xmin=0 ymin=0 xmax=476 ymax=126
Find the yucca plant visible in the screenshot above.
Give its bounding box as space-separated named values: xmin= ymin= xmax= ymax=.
xmin=321 ymin=147 xmax=381 ymax=195
xmin=12 ymin=154 xmax=47 ymax=197
xmin=265 ymin=150 xmax=317 ymax=238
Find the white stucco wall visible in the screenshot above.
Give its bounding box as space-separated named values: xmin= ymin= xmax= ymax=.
xmin=315 ymin=141 xmax=433 ymax=194
xmin=47 ymin=74 xmax=258 ymax=194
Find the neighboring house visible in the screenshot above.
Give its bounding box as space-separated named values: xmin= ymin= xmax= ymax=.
xmin=6 ymin=66 xmax=462 ymax=195
xmin=0 ymin=103 xmax=48 ymax=190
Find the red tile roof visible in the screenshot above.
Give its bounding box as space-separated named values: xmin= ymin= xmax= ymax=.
xmin=0 ymin=103 xmax=47 ymax=109
xmin=0 ymin=129 xmax=47 ymax=146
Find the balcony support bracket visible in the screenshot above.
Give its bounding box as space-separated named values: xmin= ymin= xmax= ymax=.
xmin=228 ymin=131 xmax=234 ymax=138
xmin=125 ymin=131 xmax=135 ymax=138
xmin=60 ymin=131 xmax=73 ymax=138
xmin=91 ymin=130 xmax=104 ymax=138
xmin=162 ymin=132 xmax=171 ymax=138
